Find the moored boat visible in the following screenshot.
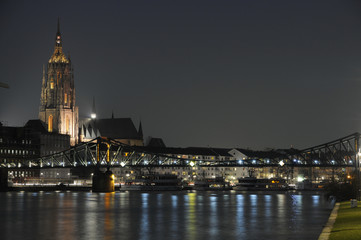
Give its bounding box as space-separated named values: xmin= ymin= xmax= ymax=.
xmin=233 ymin=177 xmax=288 ymax=191
xmin=193 ymin=177 xmax=232 ymax=191
xmin=122 ymin=174 xmax=182 ymax=191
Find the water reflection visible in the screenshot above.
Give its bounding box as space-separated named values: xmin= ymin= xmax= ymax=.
xmin=140 ymin=193 xmax=149 ymax=240
xmin=186 ymin=193 xmax=197 ymax=240
xmin=209 ymin=195 xmax=218 ymax=237
xmin=104 ymin=193 xmax=115 ymax=240
xmin=312 ymin=195 xmax=320 ymax=206
xmin=264 ymin=194 xmax=271 ymax=217
xmin=236 ymin=194 xmax=246 ymax=237
xmin=171 ymin=195 xmax=178 ymax=208
xmin=0 ymin=191 xmax=331 ymax=240
xmin=277 ymin=194 xmax=286 ymax=219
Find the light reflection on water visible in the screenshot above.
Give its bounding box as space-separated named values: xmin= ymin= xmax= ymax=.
xmin=140 ymin=193 xmax=149 ymax=240
xmin=264 ymin=194 xmax=271 ymax=218
xmin=312 ymin=195 xmax=320 ymax=206
xmin=0 ymin=191 xmax=331 ymax=240
xmin=209 ymin=195 xmax=218 ymax=238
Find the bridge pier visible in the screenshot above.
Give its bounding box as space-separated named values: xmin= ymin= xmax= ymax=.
xmin=92 ymin=167 xmax=114 ymax=192
xmin=0 ymin=169 xmax=8 ymax=191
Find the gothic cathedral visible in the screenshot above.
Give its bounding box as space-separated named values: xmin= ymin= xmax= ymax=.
xmin=39 ymin=21 xmax=79 ymax=145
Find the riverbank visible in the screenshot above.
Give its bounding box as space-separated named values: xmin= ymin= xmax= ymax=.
xmin=328 ymin=201 xmax=361 ymax=240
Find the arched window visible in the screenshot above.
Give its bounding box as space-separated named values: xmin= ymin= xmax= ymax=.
xmin=48 ymin=115 xmax=53 ymax=132
xmin=64 ymin=93 xmax=67 ymax=104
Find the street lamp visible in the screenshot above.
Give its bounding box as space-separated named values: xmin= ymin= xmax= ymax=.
xmin=357 ymin=149 xmax=361 ymax=201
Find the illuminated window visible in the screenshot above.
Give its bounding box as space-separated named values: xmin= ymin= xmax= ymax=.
xmin=50 ymin=80 xmax=54 ymax=89
xmin=66 ymin=116 xmax=70 ymax=134
xmin=48 ymin=115 xmax=53 ymax=132
xmin=64 ymin=93 xmax=67 ymax=104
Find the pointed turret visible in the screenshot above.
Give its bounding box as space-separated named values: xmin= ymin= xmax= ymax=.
xmin=42 ymin=64 xmax=46 ymax=86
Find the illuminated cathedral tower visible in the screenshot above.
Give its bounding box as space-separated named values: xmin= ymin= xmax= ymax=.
xmin=39 ymin=20 xmax=78 ymax=145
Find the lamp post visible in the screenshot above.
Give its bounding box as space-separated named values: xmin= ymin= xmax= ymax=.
xmin=357 ymin=149 xmax=361 ymax=201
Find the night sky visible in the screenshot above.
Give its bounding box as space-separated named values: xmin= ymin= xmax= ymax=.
xmin=1 ymin=0 xmax=361 ymax=150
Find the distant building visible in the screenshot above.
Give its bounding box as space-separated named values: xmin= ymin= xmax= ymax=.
xmin=39 ymin=20 xmax=78 ymax=145
xmin=0 ymin=120 xmax=70 ymax=182
xmin=0 ymin=121 xmax=39 ymax=166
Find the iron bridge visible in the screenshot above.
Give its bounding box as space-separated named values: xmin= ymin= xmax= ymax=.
xmin=1 ymin=133 xmax=361 ymax=170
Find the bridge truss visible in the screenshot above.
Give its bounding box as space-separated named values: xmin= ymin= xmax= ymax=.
xmin=2 ymin=133 xmax=361 ymax=169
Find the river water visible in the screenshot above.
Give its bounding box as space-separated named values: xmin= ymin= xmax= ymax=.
xmin=0 ymin=191 xmax=332 ymax=240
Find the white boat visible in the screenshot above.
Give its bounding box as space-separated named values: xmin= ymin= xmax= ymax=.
xmin=122 ymin=174 xmax=182 ymax=191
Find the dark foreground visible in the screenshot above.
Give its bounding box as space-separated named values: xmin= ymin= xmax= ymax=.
xmin=0 ymin=191 xmax=332 ymax=240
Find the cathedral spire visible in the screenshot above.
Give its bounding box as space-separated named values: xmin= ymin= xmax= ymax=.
xmin=49 ymin=18 xmax=68 ymax=63
xmin=55 ymin=17 xmax=62 ymax=48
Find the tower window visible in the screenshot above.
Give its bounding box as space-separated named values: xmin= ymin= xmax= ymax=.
xmin=64 ymin=93 xmax=67 ymax=104
xmin=48 ymin=115 xmax=53 ymax=132
xmin=50 ymin=78 xmax=55 ymax=89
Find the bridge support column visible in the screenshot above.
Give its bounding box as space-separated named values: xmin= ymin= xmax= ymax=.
xmin=0 ymin=169 xmax=8 ymax=191
xmin=92 ymin=167 xmax=114 ymax=193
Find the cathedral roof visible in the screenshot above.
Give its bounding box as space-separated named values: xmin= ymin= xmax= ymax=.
xmin=80 ymin=118 xmax=142 ymax=140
